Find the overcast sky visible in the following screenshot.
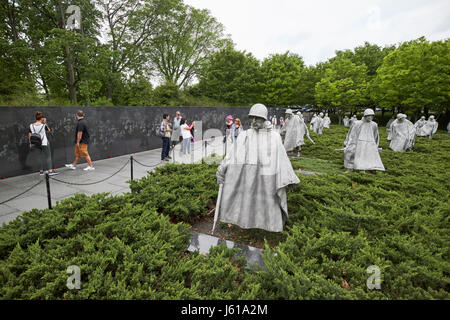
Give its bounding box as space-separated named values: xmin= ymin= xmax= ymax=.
xmin=184 ymin=0 xmax=450 ymax=66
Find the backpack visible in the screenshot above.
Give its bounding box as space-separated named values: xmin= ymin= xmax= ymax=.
xmin=30 ymin=124 xmax=45 ymax=146
xmin=156 ymin=121 xmax=165 ymax=137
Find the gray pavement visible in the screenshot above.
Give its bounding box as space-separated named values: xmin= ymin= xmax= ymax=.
xmin=0 ymin=138 xmax=226 ymax=225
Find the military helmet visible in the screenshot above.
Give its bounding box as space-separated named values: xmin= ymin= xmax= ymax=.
xmin=248 ymin=103 xmax=268 ymax=120
xmin=285 ymin=108 xmax=293 ymax=115
xmin=363 ymin=108 xmax=375 ymax=117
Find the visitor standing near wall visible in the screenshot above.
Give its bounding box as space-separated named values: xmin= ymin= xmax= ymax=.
xmin=160 ymin=114 xmax=172 ymax=161
xmin=224 ymin=115 xmax=234 ymax=143
xmin=28 ymin=111 xmax=58 ymax=176
xmin=180 ymin=118 xmax=194 ymax=156
xmin=231 ymin=118 xmax=243 ymax=142
xmin=65 ymin=110 xmax=95 ymax=171
xmin=272 ymin=115 xmax=278 ymax=128
xmin=171 ymin=111 xmax=182 ymax=149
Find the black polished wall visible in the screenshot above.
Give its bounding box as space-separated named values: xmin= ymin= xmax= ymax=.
xmin=0 ymin=106 xmax=285 ymax=178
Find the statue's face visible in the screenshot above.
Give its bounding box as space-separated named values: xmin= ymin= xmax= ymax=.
xmin=250 ymin=116 xmax=265 ymax=130
xmin=364 ymin=115 xmax=373 ymax=122
xmin=286 ymin=113 xmax=292 ymax=119
xmin=398 ymin=118 xmax=404 ymax=123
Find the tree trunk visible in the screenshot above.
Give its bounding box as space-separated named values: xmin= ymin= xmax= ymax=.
xmin=414 ymin=109 xmax=420 ymax=123
xmin=40 ymin=73 xmax=50 ymax=101
xmin=424 ymin=107 xmax=429 ymax=118
xmin=107 ymin=79 xmax=114 ymax=100
xmin=64 ymin=44 xmax=77 ymax=104
xmin=59 ymin=2 xmax=77 ymax=105
xmin=381 ymin=108 xmax=385 ymax=119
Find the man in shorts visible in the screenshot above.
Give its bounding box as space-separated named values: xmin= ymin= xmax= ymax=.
xmin=65 ymin=110 xmax=95 ymax=171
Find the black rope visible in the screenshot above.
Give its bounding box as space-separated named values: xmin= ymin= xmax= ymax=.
xmin=49 ymin=159 xmax=130 ymax=186
xmin=0 ymin=179 xmax=43 ymax=205
xmin=132 ymin=157 xmax=163 ymax=168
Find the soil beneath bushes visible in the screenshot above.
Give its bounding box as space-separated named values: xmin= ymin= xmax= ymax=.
xmin=188 ymin=211 xmax=283 ymax=250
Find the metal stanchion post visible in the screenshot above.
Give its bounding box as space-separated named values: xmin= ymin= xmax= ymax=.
xmin=224 ymin=137 xmax=227 ymax=155
xmin=204 ymin=140 xmax=207 ymax=158
xmin=45 ymin=172 xmax=52 ymax=209
xmin=130 ymin=155 xmax=134 ymax=181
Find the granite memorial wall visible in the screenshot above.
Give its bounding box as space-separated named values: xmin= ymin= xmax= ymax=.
xmin=0 ymin=106 xmax=284 ymax=178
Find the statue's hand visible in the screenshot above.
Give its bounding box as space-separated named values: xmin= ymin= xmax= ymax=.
xmin=216 ymin=165 xmax=227 ymax=185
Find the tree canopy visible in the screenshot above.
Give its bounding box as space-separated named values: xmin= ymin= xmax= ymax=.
xmin=0 ymin=1 xmax=448 ymax=117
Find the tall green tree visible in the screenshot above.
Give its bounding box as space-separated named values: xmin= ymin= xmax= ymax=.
xmin=0 ymin=0 xmax=36 ymax=102
xmin=95 ymin=0 xmax=175 ymax=102
xmin=9 ymin=0 xmax=102 ymax=105
xmin=315 ymin=57 xmax=368 ymax=122
xmin=197 ymin=45 xmax=262 ymax=105
xmin=146 ymin=3 xmax=228 ymax=88
xmin=260 ymin=52 xmax=304 ymax=106
xmin=297 ymin=62 xmax=328 ymax=106
xmin=373 ymin=37 xmax=450 ymax=118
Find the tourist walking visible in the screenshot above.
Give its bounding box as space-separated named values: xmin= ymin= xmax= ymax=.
xmin=65 ymin=110 xmax=95 ymax=171
xmin=28 ymin=111 xmax=58 ymax=176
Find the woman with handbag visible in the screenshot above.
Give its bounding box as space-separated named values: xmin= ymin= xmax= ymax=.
xmin=28 ymin=111 xmax=58 ymax=176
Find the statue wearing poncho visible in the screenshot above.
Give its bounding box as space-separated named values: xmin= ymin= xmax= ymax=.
xmin=389 ymin=114 xmax=415 ymax=152
xmin=310 ymin=114 xmax=317 ymax=130
xmin=281 ymin=109 xmax=302 ymax=156
xmin=323 ymin=113 xmax=331 ymax=129
xmin=313 ymin=113 xmax=324 ymax=134
xmin=417 ymin=116 xmax=438 ymax=139
xmin=343 ymin=116 xmax=350 ymax=127
xmin=215 ymin=104 xmax=300 ymax=232
xmin=344 ymin=109 xmax=385 ymax=172
xmin=414 ymin=116 xmax=427 ymax=136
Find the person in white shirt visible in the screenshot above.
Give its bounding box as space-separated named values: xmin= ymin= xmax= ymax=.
xmin=271 ymin=115 xmax=278 ymax=127
xmin=180 ymin=118 xmax=195 ymax=155
xmin=28 ymin=111 xmax=58 ymax=176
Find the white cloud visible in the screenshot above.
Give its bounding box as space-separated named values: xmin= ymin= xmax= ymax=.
xmin=185 ymin=0 xmax=450 ymax=65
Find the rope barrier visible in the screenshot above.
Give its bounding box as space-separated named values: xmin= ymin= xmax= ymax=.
xmin=0 ymin=179 xmax=43 ymax=205
xmin=1 ymin=139 xmax=226 ymax=207
xmin=132 ymin=157 xmax=163 ymax=168
xmin=49 ymin=159 xmax=130 ymax=186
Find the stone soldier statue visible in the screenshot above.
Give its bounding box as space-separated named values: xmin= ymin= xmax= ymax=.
xmin=310 ymin=113 xmax=317 ymax=130
xmin=215 ymin=103 xmax=300 ymax=232
xmin=296 ymin=112 xmax=315 ymax=155
xmin=343 ymin=116 xmax=350 ymax=127
xmin=417 ymin=115 xmax=439 ymax=139
xmin=323 ymin=113 xmax=331 ymax=129
xmin=389 ymin=113 xmax=415 ymax=152
xmin=414 ymin=116 xmax=427 ymax=136
xmin=280 ymin=108 xmax=302 ymax=157
xmin=314 ymin=112 xmax=324 ymax=134
xmin=343 ymin=108 xmax=385 ymax=172
xmin=349 ymin=115 xmax=358 ymax=128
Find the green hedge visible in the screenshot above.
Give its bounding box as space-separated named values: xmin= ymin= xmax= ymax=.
xmin=0 ymin=193 xmax=251 ymax=299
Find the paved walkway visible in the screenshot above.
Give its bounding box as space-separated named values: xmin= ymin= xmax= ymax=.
xmin=0 ymin=138 xmax=226 ymax=225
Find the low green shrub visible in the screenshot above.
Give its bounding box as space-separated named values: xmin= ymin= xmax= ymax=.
xmin=0 ymin=193 xmax=249 ymax=299
xmin=129 ymin=163 xmax=218 ymax=223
